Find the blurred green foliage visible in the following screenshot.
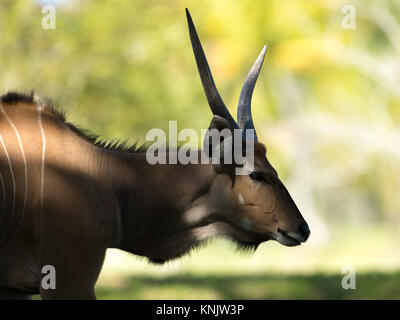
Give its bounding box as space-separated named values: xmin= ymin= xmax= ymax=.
xmin=2 ymin=0 xmax=400 ymax=299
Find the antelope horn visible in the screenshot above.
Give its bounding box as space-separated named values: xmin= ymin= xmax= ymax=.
xmin=186 ymin=8 xmax=238 ymax=129
xmin=237 ymin=45 xmax=267 ymax=141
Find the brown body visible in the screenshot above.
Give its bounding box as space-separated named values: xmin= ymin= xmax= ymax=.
xmin=0 ymin=98 xmax=111 ymax=298
xmin=0 ymin=10 xmax=310 ymax=299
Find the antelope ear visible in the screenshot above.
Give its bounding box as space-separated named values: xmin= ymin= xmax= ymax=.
xmin=203 ymin=115 xmax=235 ymax=174
xmin=208 ymin=115 xmax=233 ymax=132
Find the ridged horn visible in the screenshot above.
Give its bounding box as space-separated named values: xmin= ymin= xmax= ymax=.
xmin=186 ymin=8 xmax=238 ymax=128
xmin=237 ymin=45 xmax=267 ymax=141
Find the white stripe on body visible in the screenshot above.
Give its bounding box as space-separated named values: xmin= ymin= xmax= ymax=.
xmin=0 ymin=135 xmax=16 ymax=242
xmin=0 ymin=104 xmax=28 ymax=254
xmin=36 ymin=101 xmax=47 ymax=262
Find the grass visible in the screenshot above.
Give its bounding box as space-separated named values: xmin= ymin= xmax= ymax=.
xmin=95 ymin=272 xmax=400 ymax=299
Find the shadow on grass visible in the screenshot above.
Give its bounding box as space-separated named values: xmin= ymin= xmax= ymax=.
xmin=95 ymin=272 xmax=400 ymax=300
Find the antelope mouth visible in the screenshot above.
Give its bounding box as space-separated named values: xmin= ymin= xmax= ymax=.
xmin=273 ymin=228 xmax=304 ymax=247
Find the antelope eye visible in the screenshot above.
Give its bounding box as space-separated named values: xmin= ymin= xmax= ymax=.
xmin=249 ymin=171 xmax=263 ymax=181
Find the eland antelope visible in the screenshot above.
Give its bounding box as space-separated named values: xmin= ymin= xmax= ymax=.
xmin=0 ymin=9 xmax=309 ymax=299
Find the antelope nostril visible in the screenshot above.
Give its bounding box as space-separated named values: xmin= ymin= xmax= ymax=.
xmin=299 ymin=222 xmax=310 ymax=241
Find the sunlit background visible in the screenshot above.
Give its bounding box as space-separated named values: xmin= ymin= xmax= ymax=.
xmin=1 ymin=0 xmax=400 ymax=299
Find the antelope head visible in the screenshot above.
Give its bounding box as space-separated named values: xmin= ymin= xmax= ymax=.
xmin=186 ymin=9 xmax=310 ymax=248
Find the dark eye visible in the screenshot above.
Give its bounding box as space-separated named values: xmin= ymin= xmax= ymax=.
xmin=249 ymin=171 xmax=263 ymax=181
